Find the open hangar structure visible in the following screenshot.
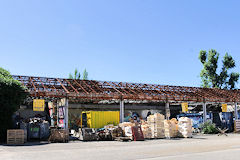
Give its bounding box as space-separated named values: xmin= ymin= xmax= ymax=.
xmin=13 ymin=75 xmax=240 ymax=127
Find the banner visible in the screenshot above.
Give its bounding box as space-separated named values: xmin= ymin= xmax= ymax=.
xmin=181 ymin=102 xmax=188 ymax=112
xmin=33 ymin=99 xmax=45 ymax=111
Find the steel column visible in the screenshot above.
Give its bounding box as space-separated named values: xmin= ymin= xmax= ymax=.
xmin=165 ymin=102 xmax=170 ymax=120
xmin=56 ymin=101 xmax=59 ymax=127
xmin=235 ymin=103 xmax=238 ymax=120
xmin=65 ymin=98 xmax=69 ymax=129
xmin=203 ymin=102 xmax=207 ymax=123
xmin=120 ymin=100 xmax=124 ymax=123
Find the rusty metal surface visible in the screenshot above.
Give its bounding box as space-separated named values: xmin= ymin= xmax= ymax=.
xmin=12 ymin=75 xmax=240 ymax=103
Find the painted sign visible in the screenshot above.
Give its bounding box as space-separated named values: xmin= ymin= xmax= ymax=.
xmin=33 ymin=99 xmax=45 ymax=111
xmin=181 ymin=103 xmax=188 ymax=112
xmin=222 ymin=104 xmax=228 ymax=112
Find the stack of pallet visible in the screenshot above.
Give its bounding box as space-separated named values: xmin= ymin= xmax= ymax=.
xmin=164 ymin=118 xmax=178 ymax=138
xmin=7 ymin=129 xmax=24 ymax=145
xmin=147 ymin=113 xmax=165 ymax=138
xmin=141 ymin=123 xmax=152 ymax=139
xmin=178 ymin=117 xmax=192 ymax=138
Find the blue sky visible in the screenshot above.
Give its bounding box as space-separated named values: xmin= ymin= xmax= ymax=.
xmin=1 ymin=0 xmax=240 ymax=87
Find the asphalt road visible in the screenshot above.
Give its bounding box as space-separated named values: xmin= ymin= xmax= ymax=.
xmin=1 ymin=134 xmax=240 ymax=160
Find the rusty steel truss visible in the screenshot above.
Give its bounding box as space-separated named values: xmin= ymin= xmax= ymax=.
xmin=12 ymin=75 xmax=240 ymax=103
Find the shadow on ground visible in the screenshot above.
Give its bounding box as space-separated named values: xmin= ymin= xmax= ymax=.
xmin=0 ymin=141 xmax=49 ymax=147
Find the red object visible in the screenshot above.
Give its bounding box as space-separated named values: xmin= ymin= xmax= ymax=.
xmin=131 ymin=126 xmax=144 ymax=141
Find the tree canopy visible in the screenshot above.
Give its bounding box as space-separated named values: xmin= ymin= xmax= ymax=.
xmin=0 ymin=67 xmax=28 ymax=141
xmin=69 ymin=68 xmax=81 ymax=79
xmin=199 ymin=49 xmax=239 ymax=89
xmin=82 ymin=69 xmax=88 ymax=80
xmin=69 ymin=68 xmax=88 ymax=80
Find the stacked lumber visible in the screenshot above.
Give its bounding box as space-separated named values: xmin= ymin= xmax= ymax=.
xmin=141 ymin=123 xmax=152 ymax=139
xmin=147 ymin=113 xmax=165 ymax=138
xmin=178 ymin=117 xmax=192 ymax=138
xmin=7 ymin=129 xmax=24 ymax=145
xmin=164 ymin=118 xmax=178 ymax=138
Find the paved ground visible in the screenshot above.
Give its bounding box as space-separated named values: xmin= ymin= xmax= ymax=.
xmin=1 ymin=134 xmax=240 ymax=160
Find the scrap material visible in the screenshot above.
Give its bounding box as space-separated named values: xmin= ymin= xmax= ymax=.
xmin=178 ymin=117 xmax=192 ymax=138
xmin=164 ymin=118 xmax=178 ymax=138
xmin=141 ymin=123 xmax=152 ymax=139
xmin=48 ymin=129 xmax=69 ymax=143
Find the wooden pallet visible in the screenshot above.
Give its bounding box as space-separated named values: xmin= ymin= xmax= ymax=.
xmin=7 ymin=129 xmax=24 ymax=145
xmin=234 ymin=120 xmax=240 ymax=132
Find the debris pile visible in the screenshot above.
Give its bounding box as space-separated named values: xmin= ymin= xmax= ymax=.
xmin=48 ymin=129 xmax=69 ymax=143
xmin=164 ymin=118 xmax=178 ymax=138
xmin=69 ymin=114 xmax=194 ymax=142
xmin=141 ymin=123 xmax=152 ymax=139
xmin=178 ymin=117 xmax=192 ymax=138
xmin=119 ymin=122 xmax=135 ymax=139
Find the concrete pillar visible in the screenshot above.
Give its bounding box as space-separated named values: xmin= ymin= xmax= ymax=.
xmin=235 ymin=103 xmax=238 ymax=120
xmin=203 ymin=102 xmax=207 ymax=123
xmin=120 ymin=100 xmax=124 ymax=123
xmin=165 ymin=102 xmax=170 ymax=120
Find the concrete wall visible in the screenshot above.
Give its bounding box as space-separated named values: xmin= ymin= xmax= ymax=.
xmin=69 ymin=103 xmax=166 ymax=118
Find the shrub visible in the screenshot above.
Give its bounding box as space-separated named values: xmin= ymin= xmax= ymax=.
xmin=0 ymin=67 xmax=28 ymax=142
xmin=199 ymin=121 xmax=219 ymax=134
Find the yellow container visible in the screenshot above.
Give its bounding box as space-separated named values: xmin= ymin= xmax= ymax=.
xmin=82 ymin=111 xmax=120 ymax=128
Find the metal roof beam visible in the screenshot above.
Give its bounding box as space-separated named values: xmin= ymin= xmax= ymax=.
xmin=73 ymin=79 xmax=89 ymax=94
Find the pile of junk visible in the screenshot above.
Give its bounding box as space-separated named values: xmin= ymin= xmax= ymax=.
xmin=71 ymin=123 xmax=146 ymax=142
xmin=18 ymin=117 xmax=50 ymax=142
xmin=12 ymin=110 xmax=195 ymax=143
xmin=70 ymin=112 xmax=193 ymax=142
xmin=15 ymin=115 xmax=69 ymax=143
xmin=71 ymin=125 xmax=126 ymax=141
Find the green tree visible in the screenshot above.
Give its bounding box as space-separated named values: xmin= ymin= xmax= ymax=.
xmin=199 ymin=49 xmax=239 ymax=89
xmin=82 ymin=68 xmax=88 ymax=80
xmin=0 ymin=67 xmax=27 ymax=142
xmin=69 ymin=68 xmax=81 ymax=79
xmin=69 ymin=68 xmax=89 ymax=80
